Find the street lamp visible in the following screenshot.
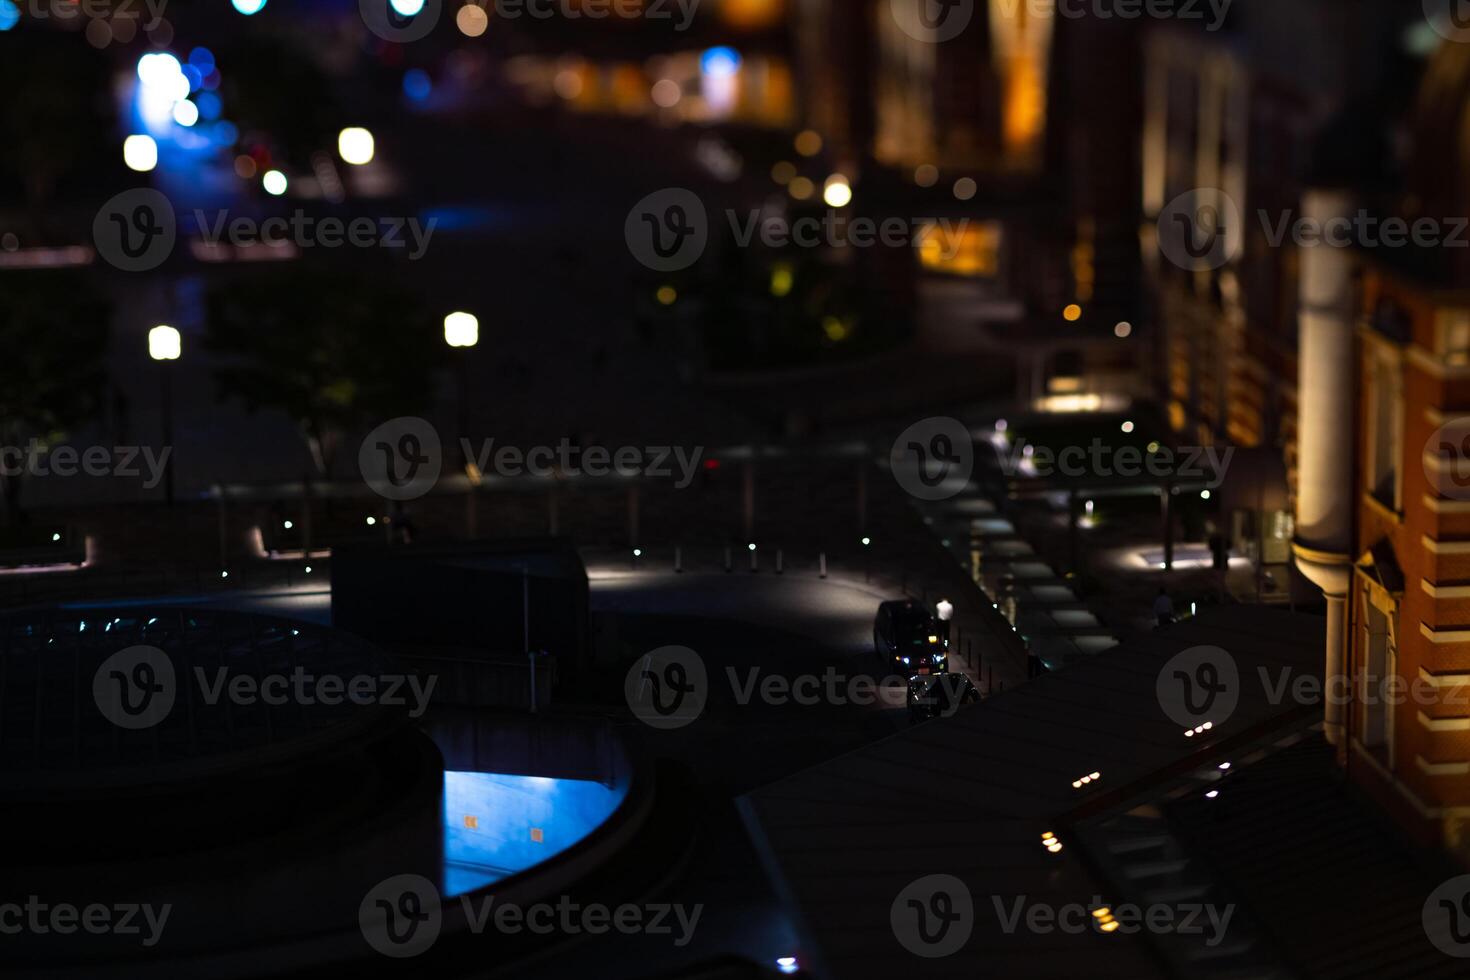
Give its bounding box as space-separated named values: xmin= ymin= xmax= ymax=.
xmin=445 ymin=312 xmax=480 ymax=534
xmin=148 ymin=325 xmax=180 ymax=504
xmin=444 ymin=311 xmax=479 ymax=348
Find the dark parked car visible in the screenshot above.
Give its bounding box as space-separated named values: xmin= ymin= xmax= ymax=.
xmin=907 ymin=673 xmax=981 ymax=721
xmin=874 ymin=598 xmax=948 ymax=676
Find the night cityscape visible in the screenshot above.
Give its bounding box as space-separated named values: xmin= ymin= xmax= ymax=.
xmin=5 ymin=1 xmax=1470 ymax=977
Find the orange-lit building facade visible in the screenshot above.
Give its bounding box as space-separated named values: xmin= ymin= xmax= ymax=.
xmin=1349 ymin=263 xmax=1470 ymax=854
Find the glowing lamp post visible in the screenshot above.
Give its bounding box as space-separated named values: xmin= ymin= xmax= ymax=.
xmin=445 ymin=312 xmax=480 ymax=534
xmin=149 ymin=325 xmax=180 ymax=504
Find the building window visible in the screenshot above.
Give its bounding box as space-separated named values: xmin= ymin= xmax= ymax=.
xmin=1367 ymin=353 xmax=1402 ymax=511
xmin=1360 ymin=592 xmax=1396 ymax=761
xmin=1438 ymin=308 xmax=1470 ymax=365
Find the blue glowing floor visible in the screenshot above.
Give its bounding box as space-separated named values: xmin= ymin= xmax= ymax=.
xmin=442 ymin=771 xmax=628 ymax=897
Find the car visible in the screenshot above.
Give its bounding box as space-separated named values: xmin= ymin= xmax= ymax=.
xmin=873 ymin=598 xmax=948 ymax=676
xmin=907 ymin=672 xmax=981 ymax=721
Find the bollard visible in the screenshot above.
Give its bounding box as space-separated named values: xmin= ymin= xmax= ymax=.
xmin=776 ymin=549 xmax=784 ymax=574
xmin=724 ymin=546 xmax=733 ymax=573
xmin=819 ymin=552 xmax=827 ymax=579
xmin=675 ymin=546 xmax=683 ymax=574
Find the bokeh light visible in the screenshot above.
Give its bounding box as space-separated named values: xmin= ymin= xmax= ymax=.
xmin=231 ymin=0 xmax=267 ymax=15
xmin=455 ymin=3 xmax=487 ymax=36
xmin=822 ymin=174 xmax=852 ymax=208
xmin=123 ymin=135 xmax=158 ymax=172
xmin=701 ymin=46 xmax=742 ymax=79
xmin=262 ymin=170 xmax=288 ymax=196
xmin=337 ymin=127 xmax=375 ymax=166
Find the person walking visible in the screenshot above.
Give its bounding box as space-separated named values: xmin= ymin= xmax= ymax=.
xmin=1153 ymin=586 xmax=1175 ymax=627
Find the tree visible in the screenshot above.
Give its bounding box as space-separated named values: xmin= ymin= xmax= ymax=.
xmin=0 ymin=272 xmax=109 ymax=524
xmin=205 ymin=270 xmax=445 ymax=479
xmin=0 ymin=34 xmax=113 ymax=242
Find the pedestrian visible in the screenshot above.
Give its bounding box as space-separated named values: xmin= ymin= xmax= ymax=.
xmin=1153 ymin=586 xmax=1175 ymax=627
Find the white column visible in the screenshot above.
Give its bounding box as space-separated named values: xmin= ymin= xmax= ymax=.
xmin=1292 ymin=188 xmax=1356 ymax=747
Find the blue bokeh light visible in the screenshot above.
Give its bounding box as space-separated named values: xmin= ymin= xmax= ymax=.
xmin=389 ymin=0 xmax=425 ymax=16
xmin=0 ymin=0 xmax=19 ymax=30
xmin=231 ymin=0 xmax=266 ymax=15
xmin=701 ymin=46 xmax=743 ymax=79
xmin=403 ymin=68 xmax=432 ymax=102
xmin=196 ymin=91 xmax=222 ymax=121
